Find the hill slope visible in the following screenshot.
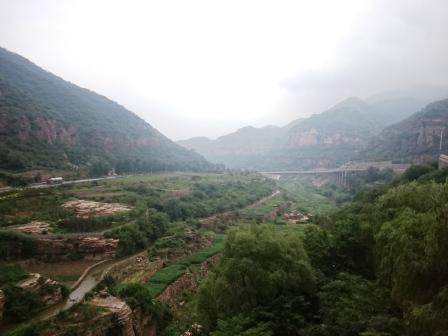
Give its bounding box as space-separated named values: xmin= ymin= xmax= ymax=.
xmin=362 ymin=99 xmax=448 ymax=162
xmin=0 ymin=47 xmax=211 ymax=175
xmin=178 ymin=126 xmax=283 ymax=169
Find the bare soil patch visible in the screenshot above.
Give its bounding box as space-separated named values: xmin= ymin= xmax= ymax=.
xmin=15 ymin=221 xmax=53 ymax=235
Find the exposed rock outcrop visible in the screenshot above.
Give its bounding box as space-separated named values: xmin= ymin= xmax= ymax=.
xmin=63 ymin=199 xmax=131 ymax=218
xmin=34 ymin=236 xmax=118 ymax=261
xmin=91 ymin=295 xmax=136 ymax=336
xmin=363 ymin=99 xmax=448 ymax=161
xmin=39 ymin=295 xmax=154 ymax=336
xmin=16 ymin=273 xmax=65 ymax=306
xmin=15 ymin=221 xmax=52 ymax=235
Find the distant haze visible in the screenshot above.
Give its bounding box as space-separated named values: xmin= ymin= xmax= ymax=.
xmin=1 ymin=0 xmax=447 ymax=140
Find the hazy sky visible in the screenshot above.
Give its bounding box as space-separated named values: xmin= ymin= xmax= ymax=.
xmin=1 ymin=0 xmax=447 ymax=140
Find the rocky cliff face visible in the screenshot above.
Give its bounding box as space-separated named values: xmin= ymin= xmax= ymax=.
xmin=40 ymin=295 xmax=154 ymax=336
xmin=284 ymin=128 xmax=365 ymax=147
xmin=1 ymin=235 xmax=119 ymax=261
xmin=34 ymin=236 xmax=118 ymax=261
xmin=363 ymin=99 xmax=448 ymax=161
xmin=91 ymin=295 xmax=136 ymax=336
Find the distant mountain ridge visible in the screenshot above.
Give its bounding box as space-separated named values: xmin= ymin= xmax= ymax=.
xmin=0 ymin=47 xmax=212 ymax=175
xmin=179 ymin=91 xmax=448 ymax=170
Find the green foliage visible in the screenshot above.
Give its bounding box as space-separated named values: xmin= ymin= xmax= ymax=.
xmin=161 ymin=177 xmax=275 ymax=221
xmin=0 ymin=264 xmax=28 ymax=285
xmin=0 ymin=47 xmax=213 ymax=175
xmin=211 ymin=315 xmax=272 ymax=336
xmin=317 ymin=165 xmax=448 ymax=335
xmin=400 ymin=162 xmax=438 ymax=182
xmin=278 ymin=176 xmax=338 ymax=215
xmin=318 ymin=273 xmax=402 ymax=336
xmin=147 ymin=235 xmax=224 ymax=296
xmin=2 ymin=284 xmax=40 ymax=322
xmin=0 ymin=231 xmax=36 ymax=260
xmin=57 ymin=213 xmax=126 ymax=233
xmin=3 ymin=323 xmax=44 ymax=336
xmin=106 ymin=208 xmax=169 ymax=255
xmin=196 ymin=225 xmax=314 ymax=334
xmin=406 ymin=287 xmax=448 ymax=336
xmin=0 ymin=187 xmax=73 ymax=227
xmin=111 ymin=283 xmax=155 ymax=313
xmin=374 ymin=181 xmax=448 ymax=303
xmin=302 ymin=225 xmax=333 ymax=275
xmin=0 ymin=170 xmax=31 ymax=186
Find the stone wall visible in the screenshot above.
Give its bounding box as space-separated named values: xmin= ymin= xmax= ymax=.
xmin=157 ymin=254 xmax=222 ymax=304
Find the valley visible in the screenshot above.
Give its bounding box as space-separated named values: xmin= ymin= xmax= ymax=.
xmin=1 ymin=162 xmax=419 ymax=335
xmin=0 ymin=32 xmax=448 ymax=336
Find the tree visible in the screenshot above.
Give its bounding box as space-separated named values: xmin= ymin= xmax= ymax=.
xmin=211 ymin=316 xmax=272 ymax=336
xmin=196 ymin=225 xmax=315 ymax=334
xmin=318 ymin=273 xmax=402 ymax=336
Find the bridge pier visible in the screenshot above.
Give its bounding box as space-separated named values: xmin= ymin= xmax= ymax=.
xmin=337 ymin=170 xmax=348 ymax=188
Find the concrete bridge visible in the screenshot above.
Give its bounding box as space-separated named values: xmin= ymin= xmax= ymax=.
xmin=261 ymin=161 xmax=411 ymax=186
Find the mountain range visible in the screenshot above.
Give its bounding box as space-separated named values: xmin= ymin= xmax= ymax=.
xmin=178 ymin=89 xmax=448 ymax=170
xmin=0 ymin=47 xmax=212 ymax=177
xmin=1 ymin=46 xmax=448 ymax=178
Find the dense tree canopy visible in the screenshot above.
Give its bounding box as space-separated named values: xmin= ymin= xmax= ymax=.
xmin=196 ymin=225 xmax=315 ymax=335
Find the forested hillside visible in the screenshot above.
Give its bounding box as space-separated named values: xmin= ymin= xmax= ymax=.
xmin=0 ymin=47 xmax=212 ymax=176
xmin=362 ymin=99 xmax=448 ymax=162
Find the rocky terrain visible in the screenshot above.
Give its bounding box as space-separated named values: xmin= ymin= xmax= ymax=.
xmin=16 ymin=273 xmax=65 ymax=306
xmin=362 ymin=99 xmax=448 ymax=161
xmin=37 ymin=295 xmax=152 ymax=336
xmin=2 ymin=234 xmax=119 ymax=261
xmin=62 ymin=199 xmax=131 ymax=218
xmin=34 ymin=236 xmax=119 ymax=261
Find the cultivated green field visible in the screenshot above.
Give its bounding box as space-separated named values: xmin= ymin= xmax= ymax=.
xmin=146 ymin=234 xmax=225 ymax=297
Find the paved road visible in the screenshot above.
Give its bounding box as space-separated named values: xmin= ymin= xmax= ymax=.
xmin=0 ymin=175 xmax=124 ymax=195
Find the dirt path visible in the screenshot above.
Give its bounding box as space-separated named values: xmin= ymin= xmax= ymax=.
xmin=198 ymin=189 xmax=281 ymax=226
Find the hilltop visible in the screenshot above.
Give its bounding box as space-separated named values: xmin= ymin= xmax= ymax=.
xmin=0 ymin=47 xmax=212 ymax=179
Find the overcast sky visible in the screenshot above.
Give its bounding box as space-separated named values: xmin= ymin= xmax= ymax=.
xmin=1 ymin=0 xmax=447 ymax=140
